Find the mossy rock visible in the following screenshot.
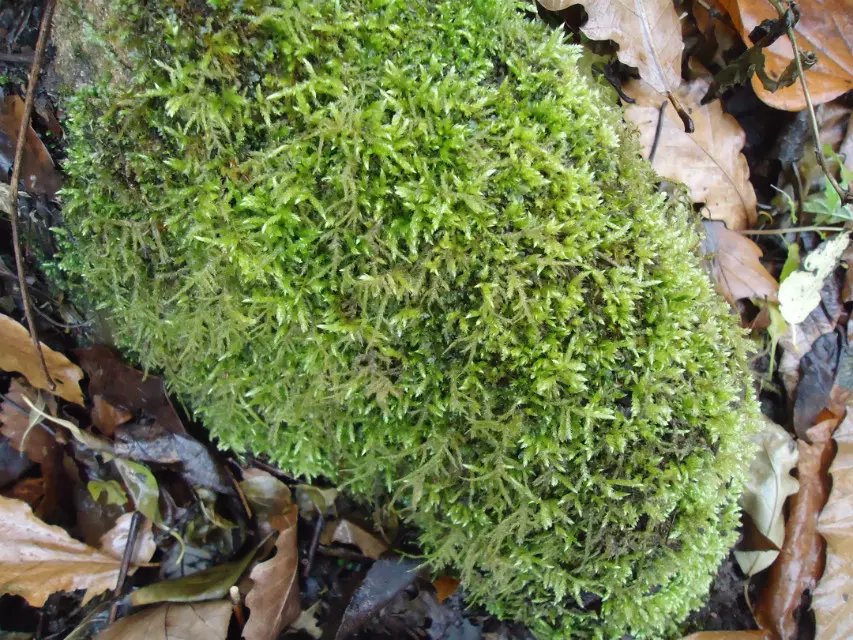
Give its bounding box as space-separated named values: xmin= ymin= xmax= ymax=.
xmin=57 ymin=0 xmax=759 ymax=636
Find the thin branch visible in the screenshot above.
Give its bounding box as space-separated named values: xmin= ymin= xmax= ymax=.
xmin=108 ymin=511 xmax=144 ymax=625
xmin=740 ymin=225 xmax=843 ymax=235
xmin=648 ymin=101 xmax=668 ymax=163
xmin=6 ymin=0 xmax=57 ymax=390
xmin=0 ymin=52 xmax=34 ymax=64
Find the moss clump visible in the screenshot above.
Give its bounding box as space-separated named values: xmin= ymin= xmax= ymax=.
xmin=58 ymin=0 xmax=759 ymax=636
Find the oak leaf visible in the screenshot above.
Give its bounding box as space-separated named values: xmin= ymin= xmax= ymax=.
xmin=625 ymin=75 xmax=758 ymax=230
xmin=0 ymin=314 xmax=85 ymax=405
xmin=96 ymin=601 xmax=232 ymax=640
xmin=812 ymin=411 xmax=853 ymax=640
xmin=701 ymin=220 xmax=779 ymax=304
xmin=719 ymin=0 xmax=853 ymax=110
xmin=537 ymin=0 xmax=682 ymax=96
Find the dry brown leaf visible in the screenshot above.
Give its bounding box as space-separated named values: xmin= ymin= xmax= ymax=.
xmin=719 ymin=0 xmax=853 ymax=110
xmin=0 ymin=95 xmax=62 ymax=198
xmin=0 ymin=494 xmax=122 ymax=606
xmin=96 ymin=600 xmax=232 ymax=640
xmin=243 ymin=503 xmax=300 ymax=640
xmin=681 ymin=632 xmax=772 ymax=640
xmin=625 ymin=74 xmax=758 ymax=230
xmin=701 ymin=220 xmax=779 ymax=304
xmin=538 ymin=0 xmax=682 ymax=96
xmin=754 ymin=417 xmax=838 ymax=639
xmin=0 ymin=314 xmax=85 ymax=405
xmin=433 ymin=575 xmax=461 ymax=604
xmin=320 ymin=519 xmax=388 ymax=560
xmin=842 ymin=244 xmax=852 ymax=303
xmin=812 ymin=411 xmax=853 ymax=640
xmin=100 ymin=513 xmax=157 ymax=566
xmin=91 ymin=395 xmax=133 ymax=437
xmin=0 ymin=379 xmax=58 ymax=464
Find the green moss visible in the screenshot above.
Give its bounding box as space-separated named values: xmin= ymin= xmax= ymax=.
xmin=57 ymin=0 xmax=760 ymax=636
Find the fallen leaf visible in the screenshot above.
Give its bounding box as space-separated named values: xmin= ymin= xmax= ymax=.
xmin=433 ymin=575 xmax=460 ymax=604
xmin=793 ymin=328 xmax=849 ymax=438
xmin=754 ymin=417 xmax=838 ymax=639
xmin=719 ymin=0 xmax=853 ymax=110
xmin=295 ymin=484 xmax=338 ymax=518
xmin=842 ymin=243 xmax=853 ymax=303
xmin=289 ymin=603 xmax=323 ymax=639
xmin=96 ymin=600 xmax=232 ymax=640
xmin=100 ymin=513 xmax=157 ymax=566
xmin=75 ymin=346 xmax=185 ymax=434
xmin=0 ymin=94 xmax=62 ymax=197
xmin=0 ymin=436 xmax=32 ymax=487
xmin=241 ymin=468 xmax=293 ymax=535
xmin=734 ymin=419 xmax=799 ymax=576
xmin=625 ymin=75 xmax=758 ymax=230
xmin=701 ymin=220 xmax=779 ymax=304
xmin=0 ymin=494 xmax=122 ymax=606
xmin=538 ymin=0 xmax=682 ymax=97
xmin=0 ymin=379 xmax=58 ymax=463
xmin=779 ymin=232 xmax=850 ymax=324
xmin=91 ymin=395 xmax=132 ymax=437
xmin=334 ymin=556 xmax=421 ymax=640
xmin=243 ymin=503 xmax=300 ymax=640
xmin=813 ymin=411 xmax=853 ymax=640
xmin=321 ymin=519 xmax=389 ymax=560
xmin=0 ymin=314 xmax=85 ymax=405
xmin=681 ymin=633 xmax=771 ymax=639
xmin=2 ymin=476 xmax=45 ymax=508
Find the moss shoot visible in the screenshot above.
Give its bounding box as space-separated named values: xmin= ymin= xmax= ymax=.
xmin=57 ymin=0 xmax=759 ymax=636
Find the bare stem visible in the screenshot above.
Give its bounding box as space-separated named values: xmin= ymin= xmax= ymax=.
xmin=740 ymin=225 xmax=843 ymax=235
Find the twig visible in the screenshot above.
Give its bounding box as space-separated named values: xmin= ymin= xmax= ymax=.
xmin=7 ymin=0 xmax=57 ymax=391
xmin=108 ymin=511 xmax=144 ymax=625
xmin=302 ymin=510 xmax=325 ymax=578
xmin=0 ymin=52 xmax=34 ymax=64
xmin=768 ymin=0 xmax=851 ymax=205
xmin=648 ymin=101 xmax=668 ymax=164
xmin=740 ymin=225 xmax=844 ymax=235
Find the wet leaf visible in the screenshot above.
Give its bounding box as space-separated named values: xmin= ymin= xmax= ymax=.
xmin=734 ymin=419 xmax=799 ymax=576
xmin=0 ymin=494 xmax=122 ymax=606
xmin=129 ymin=546 xmax=257 ymax=606
xmin=0 ymin=94 xmax=62 ymax=197
xmin=295 ymin=484 xmax=338 ymax=518
xmin=75 ymin=346 xmax=185 ymax=434
xmin=243 ymin=503 xmax=300 ymax=640
xmin=538 ymin=0 xmax=682 ymax=97
xmin=433 ymin=576 xmax=460 ymax=604
xmin=95 ymin=600 xmax=232 ymax=640
xmin=793 ymin=329 xmax=849 ymax=438
xmin=0 ymin=314 xmax=84 ymax=405
xmin=100 ymin=513 xmax=157 ymax=566
xmin=813 ymin=411 xmax=853 ymax=640
xmin=626 ymin=75 xmax=758 ymax=230
xmin=719 ymin=0 xmax=853 ymax=110
xmin=88 ymin=479 xmax=128 ymax=507
xmin=779 ymin=232 xmax=850 ymax=324
xmin=321 ymin=520 xmax=389 ymax=560
xmin=0 ymin=379 xmax=58 ymax=464
xmin=91 ymin=395 xmax=132 ymax=437
xmin=240 ymin=468 xmax=292 ymax=534
xmin=701 ymin=220 xmax=779 ymax=304
xmin=334 ymin=556 xmax=421 ymax=640
xmin=754 ymin=417 xmax=838 ymax=639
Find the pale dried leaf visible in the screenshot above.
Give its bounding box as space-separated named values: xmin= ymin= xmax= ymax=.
xmin=701 ymin=220 xmax=778 ymax=304
xmin=0 ymin=495 xmax=121 ymax=606
xmin=96 ymin=601 xmax=232 ymax=640
xmin=719 ymin=0 xmax=853 ymax=110
xmin=813 ymin=411 xmax=853 ymax=640
xmin=243 ymin=504 xmax=300 ymax=640
xmin=778 ymin=232 xmax=850 ymax=324
xmin=734 ymin=419 xmax=799 ymax=576
xmin=625 ymin=75 xmax=758 ymax=229
xmin=0 ymin=314 xmax=85 ymax=405
xmin=320 ymin=519 xmax=388 ymax=560
xmin=100 ymin=513 xmax=156 ymax=565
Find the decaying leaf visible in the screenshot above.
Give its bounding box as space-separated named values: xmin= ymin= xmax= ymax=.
xmin=681 ymin=632 xmax=771 ymax=639
xmin=813 ymin=411 xmax=853 ymax=640
xmin=0 ymin=379 xmax=58 ymax=464
xmin=734 ymin=419 xmax=799 ymax=576
xmin=793 ymin=328 xmax=850 ymax=438
xmin=625 ymin=75 xmax=758 ymax=230
xmin=295 ymin=484 xmax=338 ymax=518
xmin=538 ymin=0 xmax=682 ymax=97
xmin=701 ymin=220 xmax=779 ymax=304
xmin=243 ymin=503 xmax=300 ymax=640
xmin=719 ymin=0 xmax=853 ymax=110
xmin=433 ymin=575 xmax=461 ymax=604
xmin=0 ymin=94 xmax=62 ymax=197
xmin=0 ymin=495 xmax=122 ymax=606
xmin=754 ymin=417 xmax=838 ymax=639
xmin=779 ymin=232 xmax=850 ymax=324
xmin=100 ymin=513 xmax=157 ymax=566
xmin=96 ymin=600 xmax=232 ymax=640
xmin=321 ymin=519 xmax=388 ymax=560
xmin=91 ymin=395 xmax=132 ymax=437
xmin=0 ymin=314 xmax=85 ymax=405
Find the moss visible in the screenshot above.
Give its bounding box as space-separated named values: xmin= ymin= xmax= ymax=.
xmin=56 ymin=0 xmax=760 ymax=636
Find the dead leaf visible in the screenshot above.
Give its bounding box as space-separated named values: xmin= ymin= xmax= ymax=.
xmin=793 ymin=328 xmax=849 ymax=438
xmin=754 ymin=417 xmax=838 ymax=639
xmin=243 ymin=503 xmax=300 ymax=640
xmin=0 ymin=379 xmax=58 ymax=464
xmin=75 ymin=346 xmax=185 ymax=434
xmin=2 ymin=477 xmax=45 ymax=508
xmin=719 ymin=0 xmax=853 ymax=110
xmin=95 ymin=600 xmax=232 ymax=640
xmin=538 ymin=0 xmax=682 ymax=97
xmin=321 ymin=520 xmax=388 ymax=560
xmin=433 ymin=575 xmax=460 ymax=604
xmin=0 ymin=494 xmax=122 ymax=606
xmin=812 ymin=411 xmax=853 ymax=640
xmin=734 ymin=419 xmax=799 ymax=576
xmin=842 ymin=243 xmax=852 ymax=303
xmin=625 ymin=75 xmax=758 ymax=230
xmin=0 ymin=95 xmax=62 ymax=198
xmin=100 ymin=513 xmax=157 ymax=566
xmin=681 ymin=633 xmax=771 ymax=639
xmin=0 ymin=314 xmax=85 ymax=405
xmin=701 ymin=220 xmax=779 ymax=304
xmin=91 ymin=395 xmax=132 ymax=436
xmin=778 ymin=232 xmax=850 ymax=324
